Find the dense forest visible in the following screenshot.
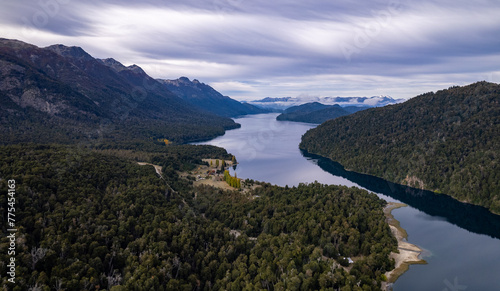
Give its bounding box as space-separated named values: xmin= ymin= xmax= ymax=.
xmin=0 ymin=144 xmax=396 ymax=290
xmin=300 ymin=81 xmax=500 ymax=214
xmin=276 ymin=103 xmax=369 ymax=124
xmin=276 ymin=102 xmax=348 ymax=124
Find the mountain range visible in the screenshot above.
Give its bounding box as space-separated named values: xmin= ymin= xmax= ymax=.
xmin=158 ymin=77 xmax=267 ymax=117
xmin=0 ymin=38 xmax=248 ymax=145
xmin=248 ymin=95 xmax=404 ymax=111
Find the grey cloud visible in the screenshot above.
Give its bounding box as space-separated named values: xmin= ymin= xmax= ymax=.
xmin=1 ymin=0 xmax=499 ymax=99
xmin=0 ymin=1 xmax=95 ymax=38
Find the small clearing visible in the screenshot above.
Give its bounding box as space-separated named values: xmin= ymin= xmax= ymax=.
xmin=180 ymin=158 xmax=261 ymax=194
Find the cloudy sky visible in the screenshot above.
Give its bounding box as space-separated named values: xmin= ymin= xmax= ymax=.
xmin=1 ymin=0 xmax=500 ymax=101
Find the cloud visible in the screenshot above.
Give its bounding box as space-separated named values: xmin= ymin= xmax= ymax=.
xmin=1 ymin=0 xmax=499 ymax=100
xmin=209 ymin=81 xmax=259 ymax=95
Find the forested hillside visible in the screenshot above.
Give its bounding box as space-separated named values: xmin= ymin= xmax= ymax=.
xmin=0 ymin=38 xmax=238 ymax=145
xmin=277 ymin=103 xmax=352 ymax=124
xmin=0 ymin=144 xmax=396 ymax=290
xmin=300 ymin=81 xmax=500 ymax=213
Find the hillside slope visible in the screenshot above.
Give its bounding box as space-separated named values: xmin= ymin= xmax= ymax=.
xmin=277 ymin=102 xmax=352 ymax=123
xmin=300 ymin=82 xmax=500 ymax=213
xmin=0 ymin=38 xmax=238 ymax=145
xmin=158 ymin=77 xmax=267 ymax=117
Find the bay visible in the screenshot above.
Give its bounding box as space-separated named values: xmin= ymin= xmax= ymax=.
xmin=196 ymin=113 xmax=500 ymax=290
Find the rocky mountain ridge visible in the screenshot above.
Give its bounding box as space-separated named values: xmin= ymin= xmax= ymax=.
xmin=0 ymin=38 xmax=238 ymax=144
xmin=158 ymin=77 xmax=268 ymax=117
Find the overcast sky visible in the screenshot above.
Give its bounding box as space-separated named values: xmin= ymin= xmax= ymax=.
xmin=1 ymin=0 xmax=500 ymax=101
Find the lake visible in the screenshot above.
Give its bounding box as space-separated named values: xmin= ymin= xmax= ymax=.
xmin=196 ymin=113 xmax=500 ymax=290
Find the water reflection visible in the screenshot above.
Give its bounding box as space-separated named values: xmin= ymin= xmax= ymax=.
xmin=302 ymin=150 xmax=500 ymax=239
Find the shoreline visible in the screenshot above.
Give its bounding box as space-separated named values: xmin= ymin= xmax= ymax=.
xmin=383 ymin=202 xmax=427 ymax=287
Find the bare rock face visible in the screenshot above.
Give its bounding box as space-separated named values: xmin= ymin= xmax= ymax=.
xmin=403 ymin=175 xmax=425 ymax=190
xmin=97 ymin=58 xmax=128 ymax=72
xmin=0 ymin=60 xmax=25 ymax=91
xmin=0 ymin=50 xmax=67 ymax=116
xmin=45 ymin=44 xmax=94 ymax=61
xmin=17 ymin=88 xmax=68 ymax=115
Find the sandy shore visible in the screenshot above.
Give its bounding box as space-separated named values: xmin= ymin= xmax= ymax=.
xmin=383 ymin=202 xmax=427 ymax=285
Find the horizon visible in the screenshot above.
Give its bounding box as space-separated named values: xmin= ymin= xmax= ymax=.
xmin=1 ymin=0 xmax=499 ymax=101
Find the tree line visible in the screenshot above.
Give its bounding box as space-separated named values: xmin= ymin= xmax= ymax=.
xmin=223 ymin=170 xmax=241 ymax=188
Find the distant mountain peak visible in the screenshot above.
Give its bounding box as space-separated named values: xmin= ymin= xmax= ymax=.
xmin=164 ymin=76 xmax=195 ymax=87
xmin=0 ymin=38 xmax=37 ymax=49
xmin=160 ymin=77 xmax=207 ymax=91
xmin=157 ymin=77 xmax=268 ymax=117
xmin=98 ymin=59 xmax=148 ymax=77
xmin=249 ymin=95 xmax=403 ymax=111
xmin=254 ymin=97 xmax=293 ymax=103
xmin=45 ymin=44 xmax=93 ymax=61
xmin=98 ymin=58 xmax=128 ymax=72
xmin=127 ymin=64 xmax=146 ymax=75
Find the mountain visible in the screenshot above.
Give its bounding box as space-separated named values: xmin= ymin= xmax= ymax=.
xmin=0 ymin=38 xmax=238 ymax=145
xmin=300 ymin=81 xmax=500 ymax=214
xmin=249 ymin=95 xmax=403 ymax=111
xmin=343 ymin=105 xmax=373 ymax=114
xmin=157 ymin=77 xmax=268 ymax=117
xmin=256 ymin=97 xmax=293 ymax=102
xmin=282 ymin=102 xmax=331 ymax=114
xmin=276 ymin=102 xmax=353 ymax=123
xmin=322 ymin=96 xmax=403 ymax=107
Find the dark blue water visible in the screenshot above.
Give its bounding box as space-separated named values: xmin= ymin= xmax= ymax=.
xmin=196 ymin=113 xmax=500 ymax=290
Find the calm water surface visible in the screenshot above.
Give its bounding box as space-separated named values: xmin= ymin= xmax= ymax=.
xmin=196 ymin=113 xmax=500 ymax=290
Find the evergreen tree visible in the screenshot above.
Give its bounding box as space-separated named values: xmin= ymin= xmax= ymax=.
xmin=0 ymin=144 xmax=397 ymax=290
xmin=300 ymin=81 xmax=500 ymax=214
